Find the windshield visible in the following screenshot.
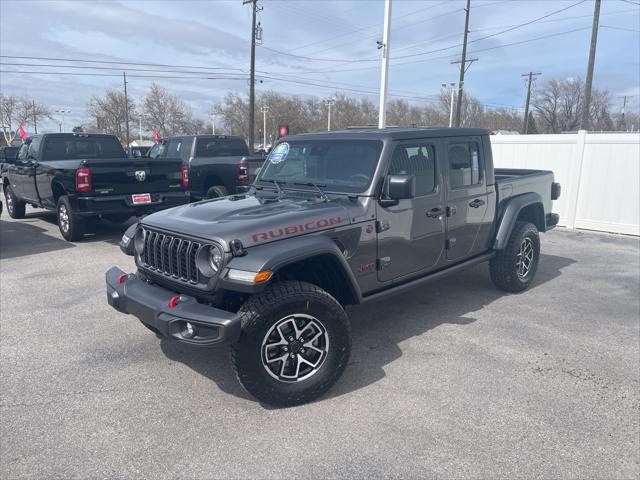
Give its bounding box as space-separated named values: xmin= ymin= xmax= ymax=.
xmin=257 ymin=139 xmax=383 ymax=193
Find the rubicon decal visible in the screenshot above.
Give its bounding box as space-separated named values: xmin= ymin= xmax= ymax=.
xmin=252 ymin=217 xmax=342 ymax=242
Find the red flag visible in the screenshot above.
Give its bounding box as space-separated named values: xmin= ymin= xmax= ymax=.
xmin=152 ymin=127 xmax=160 ymax=143
xmin=18 ymin=123 xmax=27 ymax=141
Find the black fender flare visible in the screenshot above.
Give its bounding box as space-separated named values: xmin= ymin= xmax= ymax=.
xmin=222 ymin=235 xmax=362 ymax=304
xmin=494 ymin=192 xmax=544 ymax=250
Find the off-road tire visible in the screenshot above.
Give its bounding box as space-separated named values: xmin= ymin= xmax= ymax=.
xmin=205 ymin=185 xmax=228 ymax=199
xmin=490 ymin=221 xmax=540 ymax=293
xmin=4 ymin=184 xmax=26 ymax=219
xmin=57 ymin=195 xmax=85 ymax=241
xmin=231 ymin=281 xmax=351 ymax=407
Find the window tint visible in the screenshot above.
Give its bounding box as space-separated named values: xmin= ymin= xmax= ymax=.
xmin=18 ymin=143 xmax=29 ymax=160
xmin=447 ymin=142 xmax=482 ymax=188
xmin=195 ymin=138 xmax=249 ymax=157
xmin=389 ymin=144 xmax=436 ymax=195
xmin=43 ymin=136 xmax=125 ymax=161
xmin=28 ymin=137 xmax=41 ymax=160
xmin=148 ymin=143 xmax=166 ymax=159
xmin=166 ymin=139 xmax=183 ymax=157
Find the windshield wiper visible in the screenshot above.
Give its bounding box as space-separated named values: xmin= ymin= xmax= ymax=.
xmin=261 ymin=178 xmax=285 ymax=196
xmin=294 ymin=182 xmax=330 ymax=202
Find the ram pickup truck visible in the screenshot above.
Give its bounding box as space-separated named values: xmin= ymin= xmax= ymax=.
xmin=148 ymin=135 xmax=264 ymax=200
xmin=2 ymin=133 xmax=189 ymax=241
xmin=106 ymin=128 xmax=561 ymax=406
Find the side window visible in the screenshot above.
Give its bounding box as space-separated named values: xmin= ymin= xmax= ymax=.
xmin=28 ymin=137 xmax=41 ymax=160
xmin=389 ymin=144 xmax=436 ymax=196
xmin=148 ymin=143 xmax=166 ymax=159
xmin=18 ymin=143 xmax=29 ymax=160
xmin=166 ymin=139 xmax=182 ymax=157
xmin=447 ymin=142 xmax=482 ymax=188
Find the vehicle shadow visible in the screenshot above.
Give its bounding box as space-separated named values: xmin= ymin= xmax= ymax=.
xmin=159 ymin=253 xmax=576 ymax=407
xmin=0 ymin=216 xmax=75 ymax=260
xmin=36 ymin=212 xmax=136 ymax=246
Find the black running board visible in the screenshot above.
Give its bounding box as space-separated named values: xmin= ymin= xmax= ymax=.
xmin=360 ymin=252 xmax=495 ymax=305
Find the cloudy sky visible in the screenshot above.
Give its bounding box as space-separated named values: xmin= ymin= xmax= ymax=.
xmin=1 ymin=0 xmax=639 ymax=133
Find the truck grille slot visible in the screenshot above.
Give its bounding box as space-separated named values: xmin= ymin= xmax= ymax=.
xmin=142 ymin=229 xmax=202 ymax=283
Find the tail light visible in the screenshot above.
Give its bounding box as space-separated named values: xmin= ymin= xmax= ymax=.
xmin=181 ymin=164 xmax=189 ymax=188
xmin=236 ymin=162 xmax=249 ymax=183
xmin=75 ymin=167 xmax=92 ymax=192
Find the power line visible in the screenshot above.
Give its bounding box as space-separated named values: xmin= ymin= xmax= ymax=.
xmin=619 ymin=0 xmax=640 ymax=5
xmin=601 ymin=25 xmax=640 ymax=33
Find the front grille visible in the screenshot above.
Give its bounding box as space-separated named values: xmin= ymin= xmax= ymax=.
xmin=141 ymin=228 xmax=202 ymax=283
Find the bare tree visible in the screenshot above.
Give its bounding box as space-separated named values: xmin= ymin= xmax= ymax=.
xmin=87 ymin=89 xmax=136 ymax=143
xmin=143 ymin=83 xmax=193 ymax=137
xmin=1 ymin=95 xmax=51 ymax=144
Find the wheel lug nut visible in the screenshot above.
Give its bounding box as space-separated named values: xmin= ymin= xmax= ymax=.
xmin=290 ymin=353 xmax=295 ymax=358
xmin=283 ymin=346 xmax=288 ymax=351
xmin=300 ymin=348 xmax=305 ymax=353
xmin=289 ymin=337 xmax=294 ymax=341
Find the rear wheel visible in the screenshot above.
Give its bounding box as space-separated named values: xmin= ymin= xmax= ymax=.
xmin=57 ymin=195 xmax=85 ymax=241
xmin=205 ymin=185 xmax=227 ymax=199
xmin=231 ymin=281 xmax=351 ymax=407
xmin=4 ymin=184 xmax=26 ymax=219
xmin=490 ymin=221 xmax=540 ymax=292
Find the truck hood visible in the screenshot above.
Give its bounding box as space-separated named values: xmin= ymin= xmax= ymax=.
xmin=141 ymin=193 xmax=360 ymax=250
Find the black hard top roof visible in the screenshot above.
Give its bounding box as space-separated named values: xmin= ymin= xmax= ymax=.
xmin=283 ymin=127 xmax=489 ymax=141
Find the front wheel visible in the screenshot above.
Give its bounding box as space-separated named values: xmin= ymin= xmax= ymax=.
xmin=57 ymin=196 xmax=85 ymax=241
xmin=490 ymin=221 xmax=540 ymax=292
xmin=231 ymin=281 xmax=351 ymax=407
xmin=4 ymin=184 xmax=26 ymax=219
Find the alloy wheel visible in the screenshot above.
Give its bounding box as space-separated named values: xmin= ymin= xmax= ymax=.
xmin=59 ymin=204 xmax=70 ymax=233
xmin=261 ymin=314 xmax=329 ymax=383
xmin=516 ymin=237 xmax=534 ymax=279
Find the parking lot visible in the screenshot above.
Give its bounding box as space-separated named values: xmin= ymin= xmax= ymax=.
xmin=1 ymin=202 xmax=638 ymax=479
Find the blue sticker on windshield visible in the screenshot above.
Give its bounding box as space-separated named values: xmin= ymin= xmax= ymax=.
xmin=269 ymin=142 xmax=289 ymax=164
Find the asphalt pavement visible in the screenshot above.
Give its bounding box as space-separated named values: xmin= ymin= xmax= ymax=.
xmin=1 ymin=201 xmax=639 ymax=479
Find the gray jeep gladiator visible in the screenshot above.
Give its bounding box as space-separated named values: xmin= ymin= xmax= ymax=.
xmin=106 ymin=128 xmax=561 ymax=406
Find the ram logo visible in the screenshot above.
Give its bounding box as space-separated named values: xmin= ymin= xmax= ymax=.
xmin=134 ymin=170 xmax=146 ymax=182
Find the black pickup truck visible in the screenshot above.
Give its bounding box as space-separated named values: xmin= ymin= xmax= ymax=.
xmin=2 ymin=133 xmax=189 ymax=240
xmin=107 ymin=128 xmax=560 ymax=406
xmin=148 ymin=135 xmax=264 ymax=200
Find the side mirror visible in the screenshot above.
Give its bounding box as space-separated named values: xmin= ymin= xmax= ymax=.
xmin=380 ymin=174 xmax=414 ymax=207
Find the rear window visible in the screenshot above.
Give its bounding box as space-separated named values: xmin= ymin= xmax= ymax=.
xmin=195 ymin=138 xmax=248 ymax=157
xmin=43 ymin=136 xmax=125 ymax=161
xmin=0 ymin=147 xmax=19 ymax=160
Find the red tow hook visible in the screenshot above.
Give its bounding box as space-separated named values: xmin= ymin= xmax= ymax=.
xmin=168 ymin=295 xmax=182 ymax=309
xmin=117 ymin=273 xmax=129 ymax=284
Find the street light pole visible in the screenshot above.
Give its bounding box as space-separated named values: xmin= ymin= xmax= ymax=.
xmin=378 ymin=0 xmax=392 ymax=129
xmin=442 ymin=83 xmax=456 ymax=128
xmin=261 ymin=105 xmax=269 ymax=148
xmin=324 ymin=98 xmax=335 ymax=131
xmin=54 ymin=109 xmax=71 ymax=133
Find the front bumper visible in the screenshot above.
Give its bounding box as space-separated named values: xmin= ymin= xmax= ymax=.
xmin=105 ymin=266 xmax=241 ymax=346
xmin=72 ymin=191 xmax=190 ymax=217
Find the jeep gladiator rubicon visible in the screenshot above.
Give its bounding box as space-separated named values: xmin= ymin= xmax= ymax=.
xmin=106 ymin=128 xmax=561 ymax=406
xmin=148 ymin=134 xmax=264 ymax=201
xmin=3 ymin=133 xmax=189 ymax=241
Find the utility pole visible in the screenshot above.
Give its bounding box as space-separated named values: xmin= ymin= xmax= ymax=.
xmin=324 ymin=98 xmax=335 ymax=131
xmin=442 ymin=83 xmax=456 ymax=127
xmin=581 ymin=0 xmax=601 ymax=130
xmin=123 ymin=72 xmax=130 ymax=148
xmin=522 ymin=72 xmax=542 ymax=134
xmin=260 ymin=105 xmax=269 ymax=147
xmin=454 ymin=0 xmax=471 ymax=128
xmin=619 ymin=95 xmax=632 ymax=130
xmin=377 ymin=0 xmax=392 ymax=129
xmin=244 ymin=0 xmax=259 ymax=150
xmin=32 ymin=100 xmax=38 ymax=134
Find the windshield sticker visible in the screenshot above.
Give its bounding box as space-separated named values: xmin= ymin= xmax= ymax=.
xmin=268 ymin=142 xmax=289 ymax=164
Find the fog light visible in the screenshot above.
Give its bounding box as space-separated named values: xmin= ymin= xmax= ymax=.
xmin=181 ymin=322 xmax=195 ymax=339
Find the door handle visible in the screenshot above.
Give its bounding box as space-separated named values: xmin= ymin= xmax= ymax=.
xmin=469 ymin=199 xmax=485 ymax=208
xmin=426 ymin=208 xmax=444 ymax=218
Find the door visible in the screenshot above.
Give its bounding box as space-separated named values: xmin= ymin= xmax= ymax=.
xmin=377 ymin=141 xmax=446 ymax=282
xmin=444 ymin=138 xmax=490 ymax=261
xmin=10 ymin=139 xmax=39 ymax=201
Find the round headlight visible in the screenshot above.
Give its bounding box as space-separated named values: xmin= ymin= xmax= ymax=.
xmin=208 ymin=245 xmax=223 ymax=273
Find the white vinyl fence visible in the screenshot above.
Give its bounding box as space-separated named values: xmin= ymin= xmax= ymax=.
xmin=490 ymin=131 xmax=640 ymax=236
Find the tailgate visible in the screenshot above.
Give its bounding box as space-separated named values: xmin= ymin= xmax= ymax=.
xmin=87 ymin=157 xmax=184 ymax=195
xmin=243 ymin=155 xmax=266 ymax=182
